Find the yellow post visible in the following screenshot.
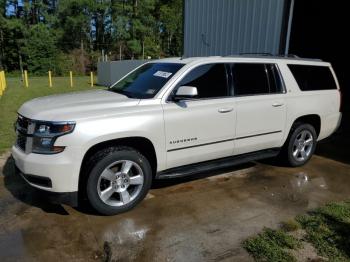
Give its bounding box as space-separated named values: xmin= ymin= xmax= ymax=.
xmin=0 ymin=71 xmax=3 ymax=91
xmin=0 ymin=71 xmax=3 ymax=96
xmin=90 ymin=71 xmax=94 ymax=87
xmin=2 ymin=71 xmax=6 ymax=90
xmin=69 ymin=71 xmax=73 ymax=87
xmin=48 ymin=71 xmax=52 ymax=87
xmin=0 ymin=71 xmax=3 ymax=89
xmin=24 ymin=70 xmax=29 ymax=88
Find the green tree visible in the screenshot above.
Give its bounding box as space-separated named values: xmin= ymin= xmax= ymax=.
xmin=56 ymin=0 xmax=93 ymax=51
xmin=1 ymin=18 xmax=27 ymax=72
xmin=159 ymin=0 xmax=182 ymax=56
xmin=0 ymin=0 xmax=7 ymax=69
xmin=22 ymin=23 xmax=59 ymax=75
xmin=111 ymin=0 xmax=130 ymax=60
xmin=0 ymin=0 xmax=184 ymax=74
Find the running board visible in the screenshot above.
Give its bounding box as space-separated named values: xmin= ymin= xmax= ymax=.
xmin=156 ymin=148 xmax=280 ymax=180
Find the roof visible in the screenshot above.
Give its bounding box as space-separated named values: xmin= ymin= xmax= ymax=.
xmin=153 ymin=55 xmax=329 ymax=66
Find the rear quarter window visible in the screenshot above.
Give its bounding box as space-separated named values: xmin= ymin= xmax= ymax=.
xmin=288 ymin=64 xmax=337 ymax=91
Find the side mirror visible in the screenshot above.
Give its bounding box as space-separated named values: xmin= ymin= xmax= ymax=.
xmin=173 ymin=86 xmax=198 ymax=101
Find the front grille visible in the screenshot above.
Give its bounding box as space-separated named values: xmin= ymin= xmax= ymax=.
xmin=16 ymin=132 xmax=27 ymax=151
xmin=15 ymin=115 xmax=33 ymax=152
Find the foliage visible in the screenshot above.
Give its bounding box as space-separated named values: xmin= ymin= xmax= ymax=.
xmin=22 ymin=24 xmax=59 ymax=75
xmin=0 ymin=0 xmax=183 ymax=75
xmin=243 ymin=228 xmax=301 ymax=262
xmin=296 ymin=201 xmax=350 ymax=261
xmin=280 ymin=219 xmax=301 ymax=232
xmin=243 ymin=201 xmax=350 ymax=261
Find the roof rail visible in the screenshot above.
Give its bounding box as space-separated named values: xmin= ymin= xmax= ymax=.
xmin=179 ymin=54 xmax=323 ymax=62
xmin=238 ymin=52 xmax=274 ymax=56
xmin=282 ymin=54 xmax=300 ymax=58
xmin=222 ymin=53 xmax=323 ymax=62
xmin=237 ymin=53 xmax=300 ymax=58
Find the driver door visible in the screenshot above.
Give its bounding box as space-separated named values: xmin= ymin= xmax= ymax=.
xmin=162 ymin=63 xmax=236 ymax=169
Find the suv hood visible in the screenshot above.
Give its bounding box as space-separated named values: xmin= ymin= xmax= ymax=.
xmin=18 ymin=89 xmax=140 ymax=121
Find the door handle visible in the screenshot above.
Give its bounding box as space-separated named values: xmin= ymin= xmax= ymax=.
xmin=218 ymin=108 xmax=233 ymax=113
xmin=272 ymin=102 xmax=284 ymax=107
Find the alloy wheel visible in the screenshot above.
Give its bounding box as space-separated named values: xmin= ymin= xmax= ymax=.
xmin=97 ymin=160 xmax=144 ymax=206
xmin=292 ymin=130 xmax=314 ymax=162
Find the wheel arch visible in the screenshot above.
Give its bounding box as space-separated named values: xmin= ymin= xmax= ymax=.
xmin=278 ymin=114 xmax=320 ymax=167
xmin=78 ymin=137 xmax=158 ymax=199
xmin=282 ymin=114 xmax=321 ymax=146
xmin=291 ymin=114 xmax=321 ymax=138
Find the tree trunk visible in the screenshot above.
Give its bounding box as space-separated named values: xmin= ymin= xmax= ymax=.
xmin=80 ymin=40 xmax=85 ymax=74
xmin=142 ymin=41 xmax=144 ymax=60
xmin=19 ymin=53 xmax=23 ymax=81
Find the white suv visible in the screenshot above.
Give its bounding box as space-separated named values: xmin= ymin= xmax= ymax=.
xmin=12 ymin=56 xmax=342 ymax=215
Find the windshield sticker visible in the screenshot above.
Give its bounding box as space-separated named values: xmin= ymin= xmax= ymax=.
xmin=153 ymin=71 xmax=173 ymax=78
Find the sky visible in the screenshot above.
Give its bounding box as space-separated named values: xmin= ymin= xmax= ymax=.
xmin=6 ymin=0 xmax=24 ymax=16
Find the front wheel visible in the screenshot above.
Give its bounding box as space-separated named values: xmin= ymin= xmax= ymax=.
xmin=86 ymin=147 xmax=152 ymax=215
xmin=281 ymin=123 xmax=317 ymax=167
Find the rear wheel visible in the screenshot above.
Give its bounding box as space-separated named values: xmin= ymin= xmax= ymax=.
xmin=86 ymin=147 xmax=152 ymax=215
xmin=281 ymin=123 xmax=317 ymax=167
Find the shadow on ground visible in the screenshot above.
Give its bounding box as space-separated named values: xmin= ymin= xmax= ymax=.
xmin=1 ymin=153 xmax=257 ymax=216
xmin=1 ymin=156 xmax=69 ymax=215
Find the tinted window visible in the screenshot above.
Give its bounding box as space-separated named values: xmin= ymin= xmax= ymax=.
xmin=288 ymin=65 xmax=337 ymax=91
xmin=110 ymin=63 xmax=184 ymax=98
xmin=267 ymin=64 xmax=284 ymax=93
xmin=232 ymin=63 xmax=283 ymax=96
xmin=176 ymin=64 xmax=228 ymax=99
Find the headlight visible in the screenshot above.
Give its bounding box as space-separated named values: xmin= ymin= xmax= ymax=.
xmin=32 ymin=122 xmax=75 ymax=154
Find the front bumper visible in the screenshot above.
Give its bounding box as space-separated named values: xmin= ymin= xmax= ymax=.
xmin=12 ymin=145 xmax=81 ymax=193
xmin=15 ymin=165 xmax=78 ymax=206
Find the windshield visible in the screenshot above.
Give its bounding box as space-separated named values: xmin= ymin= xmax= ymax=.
xmin=109 ymin=63 xmax=184 ymax=99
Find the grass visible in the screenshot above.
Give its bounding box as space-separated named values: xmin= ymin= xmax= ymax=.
xmin=243 ymin=228 xmax=301 ymax=262
xmin=243 ymin=201 xmax=350 ymax=261
xmin=296 ymin=201 xmax=350 ymax=261
xmin=280 ymin=219 xmax=301 ymax=232
xmin=0 ymin=76 xmax=102 ymax=154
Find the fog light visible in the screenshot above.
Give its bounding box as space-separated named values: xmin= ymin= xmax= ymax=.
xmin=41 ymin=138 xmax=52 ymax=146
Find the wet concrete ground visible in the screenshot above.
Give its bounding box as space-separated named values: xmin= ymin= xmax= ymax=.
xmin=1 ymin=129 xmax=350 ymax=261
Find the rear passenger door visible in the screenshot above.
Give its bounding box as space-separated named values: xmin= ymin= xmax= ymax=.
xmin=231 ymin=63 xmax=287 ymax=155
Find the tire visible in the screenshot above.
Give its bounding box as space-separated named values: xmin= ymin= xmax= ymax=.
xmin=86 ymin=147 xmax=152 ymax=215
xmin=280 ymin=123 xmax=317 ymax=167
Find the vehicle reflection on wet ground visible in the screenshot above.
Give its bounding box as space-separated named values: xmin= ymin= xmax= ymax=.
xmin=1 ymin=113 xmax=350 ymax=261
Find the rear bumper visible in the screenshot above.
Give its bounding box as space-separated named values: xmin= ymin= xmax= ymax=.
xmin=319 ymin=112 xmax=342 ymax=140
xmin=15 ymin=165 xmax=78 ymax=207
